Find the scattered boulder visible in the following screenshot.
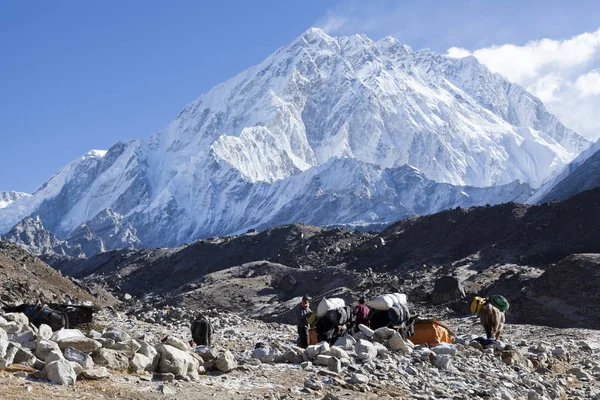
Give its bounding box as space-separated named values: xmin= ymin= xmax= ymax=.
xmin=355 ymin=339 xmax=377 ymax=361
xmin=351 ymin=373 xmax=369 ymax=384
xmin=138 ymin=341 xmax=160 ymax=371
xmin=82 ymin=367 xmax=110 ymax=380
xmin=215 ymin=350 xmax=237 ymax=372
xmin=44 ymin=359 xmax=76 ymax=385
xmin=35 ymin=339 xmax=60 ymax=361
xmin=58 ymin=337 xmax=102 ymax=354
xmin=129 ymin=353 xmax=152 ymax=374
xmin=431 ymin=276 xmax=465 ymax=304
xmin=92 ymin=348 xmax=129 ymax=370
xmin=155 ymin=343 xmax=189 ymax=377
xmin=64 ymin=347 xmax=94 ymax=370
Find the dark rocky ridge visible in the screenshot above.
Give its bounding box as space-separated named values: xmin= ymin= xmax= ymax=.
xmin=43 ymin=186 xmax=600 ymax=329
xmin=0 ymin=241 xmax=116 ymax=307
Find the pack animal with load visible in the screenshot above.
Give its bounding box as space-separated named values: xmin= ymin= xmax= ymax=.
xmin=470 ymin=295 xmax=509 ymax=339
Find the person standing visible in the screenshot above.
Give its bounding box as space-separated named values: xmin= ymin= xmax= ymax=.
xmin=296 ymin=295 xmax=312 ymax=348
xmin=354 ymin=296 xmax=370 ymax=329
xmin=191 ymin=313 xmax=213 ymax=346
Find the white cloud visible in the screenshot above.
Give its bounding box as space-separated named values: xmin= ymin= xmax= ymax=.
xmin=447 ymin=29 xmax=600 ymax=141
xmin=574 ymin=69 xmax=600 ymax=97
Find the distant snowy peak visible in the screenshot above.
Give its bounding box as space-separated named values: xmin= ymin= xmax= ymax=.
xmin=529 ymin=138 xmax=600 ymax=203
xmin=0 ymin=191 xmax=30 ymax=209
xmin=0 ymin=28 xmax=589 ymax=249
xmin=158 ymin=27 xmax=587 ymax=187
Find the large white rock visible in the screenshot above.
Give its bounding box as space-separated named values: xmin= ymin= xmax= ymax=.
xmin=432 ymin=343 xmax=457 ymax=356
xmin=45 ymin=349 xmax=64 ymax=364
xmin=138 ymin=341 xmax=160 ymax=371
xmin=333 ymin=334 xmax=356 ymax=350
xmin=358 ymin=324 xmax=375 ymax=338
xmin=215 ymin=350 xmax=237 ymax=372
xmin=12 ymin=347 xmax=37 ymax=367
xmin=58 ymin=337 xmax=102 ymax=354
xmin=129 ymin=353 xmax=151 ymax=374
xmin=45 ymin=359 xmax=76 ymax=385
xmin=0 ymin=327 xmax=7 ymax=342
xmin=64 ymin=346 xmax=94 ymax=370
xmin=155 ymin=343 xmax=189 ymax=377
xmin=355 ymin=339 xmax=377 ymax=361
xmin=82 ymin=366 xmax=110 ymax=380
xmin=305 ymin=342 xmax=330 ymax=360
xmin=51 ymin=329 xmax=85 ymax=343
xmin=327 ymin=346 xmax=350 ymax=360
xmin=92 ymin=348 xmax=129 ymax=370
xmin=164 ymin=336 xmax=189 ymax=352
xmin=3 ymin=313 xmax=29 ymax=326
xmin=351 ymin=373 xmax=370 ymax=384
xmin=38 ymin=324 xmax=53 ymax=340
xmin=374 ymin=327 xmax=396 ymax=341
xmin=0 ymin=340 xmax=20 ymax=368
xmin=35 ymin=339 xmax=60 ymax=361
xmin=386 ymin=332 xmax=411 ymax=354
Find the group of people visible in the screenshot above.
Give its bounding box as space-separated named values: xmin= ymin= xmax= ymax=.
xmin=295 ymin=295 xmax=417 ymax=349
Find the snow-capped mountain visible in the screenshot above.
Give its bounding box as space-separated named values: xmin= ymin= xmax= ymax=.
xmin=0 ymin=191 xmax=30 ymax=209
xmin=529 ymin=138 xmax=600 ymax=203
xmin=0 ymin=28 xmax=589 ymax=248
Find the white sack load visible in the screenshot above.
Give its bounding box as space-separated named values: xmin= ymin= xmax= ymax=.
xmin=367 ymin=294 xmax=395 ymax=311
xmin=317 ymin=298 xmax=346 ymax=318
xmin=392 ymin=293 xmax=408 ymax=306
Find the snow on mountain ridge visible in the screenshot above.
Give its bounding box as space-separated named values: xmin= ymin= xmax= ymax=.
xmin=0 ymin=28 xmax=589 ymax=247
xmin=0 ymin=191 xmax=30 ymax=209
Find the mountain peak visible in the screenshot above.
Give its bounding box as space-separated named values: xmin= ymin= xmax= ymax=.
xmin=0 ymin=30 xmax=590 ymax=248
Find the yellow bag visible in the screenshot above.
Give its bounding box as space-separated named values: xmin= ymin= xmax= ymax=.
xmin=470 ymin=296 xmax=485 ymax=314
xmin=409 ymin=319 xmax=453 ymax=347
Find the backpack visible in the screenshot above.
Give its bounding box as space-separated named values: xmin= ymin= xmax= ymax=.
xmin=470 ymin=296 xmax=485 ymax=314
xmin=489 ymin=295 xmax=509 ymax=312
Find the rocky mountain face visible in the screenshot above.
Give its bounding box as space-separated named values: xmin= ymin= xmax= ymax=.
xmin=529 ymin=138 xmax=600 ymax=203
xmin=0 ymin=191 xmax=29 ymax=209
xmin=1 ymin=216 xmax=83 ymax=257
xmin=2 ymin=209 xmax=140 ymax=258
xmin=0 ymin=28 xmax=588 ymax=249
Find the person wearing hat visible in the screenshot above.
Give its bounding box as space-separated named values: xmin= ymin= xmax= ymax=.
xmin=353 ymin=296 xmax=370 ymax=330
xmin=295 ymin=295 xmax=312 ymax=348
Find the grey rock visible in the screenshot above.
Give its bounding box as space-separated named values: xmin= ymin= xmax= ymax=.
xmin=82 ymin=367 xmax=110 ymax=380
xmin=138 ymin=341 xmax=160 ymax=371
xmin=129 ymin=353 xmax=152 ymax=374
xmin=431 ymin=276 xmax=465 ymax=304
xmin=355 ymin=339 xmax=377 ymax=361
xmin=92 ymin=348 xmax=129 ymax=370
xmin=64 ymin=347 xmax=94 ymax=370
xmin=215 ymin=350 xmax=237 ymax=372
xmin=328 ymin=356 xmax=342 ymax=374
xmin=44 ymin=359 xmax=76 ymax=385
xmin=351 ymin=373 xmax=370 ymax=384
xmin=12 ymin=347 xmax=37 ymax=367
xmin=35 ymin=339 xmax=60 ymax=361
xmin=58 ymin=337 xmax=102 ymax=354
xmin=304 ymin=378 xmax=323 ymax=390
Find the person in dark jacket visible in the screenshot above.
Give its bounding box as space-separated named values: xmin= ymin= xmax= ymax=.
xmin=353 ymin=296 xmax=370 ymax=330
xmin=295 ymin=295 xmax=312 ymax=348
xmin=191 ymin=313 xmax=213 ymax=346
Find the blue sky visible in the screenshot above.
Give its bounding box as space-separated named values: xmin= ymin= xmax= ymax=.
xmin=2 ymin=0 xmax=600 ymax=193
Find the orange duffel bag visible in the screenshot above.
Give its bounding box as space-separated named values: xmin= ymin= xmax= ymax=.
xmin=408 ymin=319 xmax=453 ymax=347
